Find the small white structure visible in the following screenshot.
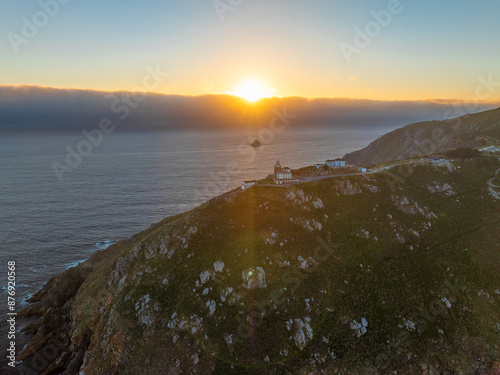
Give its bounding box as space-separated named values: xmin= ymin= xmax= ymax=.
xmin=326 ymin=159 xmax=346 ymax=168
xmin=241 ymin=180 xmax=257 ymax=190
xmin=273 ymin=160 xmax=299 ymax=185
xmin=479 ymin=146 xmax=495 ymax=152
xmin=358 ymin=167 xmax=367 ymax=173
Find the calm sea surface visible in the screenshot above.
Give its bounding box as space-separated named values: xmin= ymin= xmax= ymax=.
xmin=0 ymin=126 xmax=392 ymax=358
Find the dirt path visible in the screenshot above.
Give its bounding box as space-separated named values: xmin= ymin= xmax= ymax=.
xmin=487 ymin=168 xmax=500 ymax=188
xmin=257 ymin=164 xmax=400 ymax=188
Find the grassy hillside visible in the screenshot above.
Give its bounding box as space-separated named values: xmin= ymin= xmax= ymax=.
xmin=344 ymin=107 xmax=500 ymax=166
xmin=18 ymin=154 xmax=500 ymax=374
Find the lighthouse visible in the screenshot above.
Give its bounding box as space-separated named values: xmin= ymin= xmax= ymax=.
xmin=274 ymin=160 xmax=282 ymax=177
xmin=271 ymin=160 xmax=298 ymax=185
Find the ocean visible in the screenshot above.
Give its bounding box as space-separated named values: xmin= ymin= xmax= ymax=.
xmin=0 ymin=125 xmax=391 ymax=358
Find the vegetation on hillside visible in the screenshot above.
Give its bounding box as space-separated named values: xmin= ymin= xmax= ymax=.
xmin=18 ymin=154 xmax=500 ymax=374
xmin=442 ymin=147 xmax=481 ymax=159
xmin=344 ymin=107 xmax=500 ymax=166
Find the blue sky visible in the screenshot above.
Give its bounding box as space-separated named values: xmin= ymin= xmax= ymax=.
xmin=1 ymin=0 xmax=499 ymax=100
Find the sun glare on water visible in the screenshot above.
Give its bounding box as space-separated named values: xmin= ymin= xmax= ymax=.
xmin=229 ymin=80 xmax=275 ymax=102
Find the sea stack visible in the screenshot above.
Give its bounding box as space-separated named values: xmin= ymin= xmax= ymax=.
xmin=251 ymin=140 xmax=261 ymax=147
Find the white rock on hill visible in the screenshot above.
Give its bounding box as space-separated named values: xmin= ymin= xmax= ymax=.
xmin=291 ymin=318 xmax=313 ymax=350
xmin=213 ymin=260 xmax=225 ymax=273
xmin=350 ymin=317 xmax=368 ymax=337
xmin=242 ymin=267 xmax=267 ymax=289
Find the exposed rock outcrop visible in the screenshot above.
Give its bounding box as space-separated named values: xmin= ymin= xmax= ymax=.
xmin=15 ymin=153 xmax=500 ymax=375
xmin=251 ymin=140 xmax=261 ymax=147
xmin=344 ymin=107 xmax=500 ymax=166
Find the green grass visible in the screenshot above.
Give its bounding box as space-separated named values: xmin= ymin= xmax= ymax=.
xmin=40 ymin=155 xmax=500 ymax=374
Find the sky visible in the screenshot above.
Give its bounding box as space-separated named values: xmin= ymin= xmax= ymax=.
xmin=1 ymin=0 xmax=500 ymax=101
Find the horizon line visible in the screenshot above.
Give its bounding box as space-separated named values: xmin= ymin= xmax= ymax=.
xmin=2 ymin=84 xmax=500 ymax=106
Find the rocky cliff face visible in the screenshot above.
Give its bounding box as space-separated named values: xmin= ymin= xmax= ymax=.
xmin=17 ymin=154 xmax=500 ymax=374
xmin=343 ymin=107 xmax=500 ymax=166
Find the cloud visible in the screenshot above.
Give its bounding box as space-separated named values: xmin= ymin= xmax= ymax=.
xmin=0 ymin=85 xmax=498 ymax=132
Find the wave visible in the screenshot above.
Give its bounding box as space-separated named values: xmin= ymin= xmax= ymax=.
xmin=63 ymin=241 xmax=115 ymax=270
xmin=2 ymin=283 xmax=30 ymax=290
xmin=65 ymin=259 xmax=87 ymax=270
xmin=95 ymin=240 xmax=115 ymax=250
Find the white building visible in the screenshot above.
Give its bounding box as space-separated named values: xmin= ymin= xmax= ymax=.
xmin=273 ymin=160 xmax=299 ymax=185
xmin=358 ymin=167 xmax=367 ymax=173
xmin=326 ymin=159 xmax=346 ymax=168
xmin=241 ymin=180 xmax=257 ymax=190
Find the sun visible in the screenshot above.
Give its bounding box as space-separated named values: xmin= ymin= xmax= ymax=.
xmin=229 ymin=80 xmax=275 ymax=102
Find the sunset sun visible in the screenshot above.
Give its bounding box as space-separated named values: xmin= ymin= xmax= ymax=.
xmin=230 ymin=80 xmax=275 ymax=102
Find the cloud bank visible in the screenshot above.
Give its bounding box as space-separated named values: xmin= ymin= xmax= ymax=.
xmin=0 ymin=85 xmax=498 ymax=131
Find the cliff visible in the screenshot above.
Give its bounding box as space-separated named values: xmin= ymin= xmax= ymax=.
xmin=16 ymin=152 xmax=500 ymax=374
xmin=343 ymin=107 xmax=500 ymax=166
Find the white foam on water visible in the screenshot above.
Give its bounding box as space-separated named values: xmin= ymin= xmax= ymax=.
xmin=2 ymin=284 xmax=29 ymax=290
xmin=65 ymin=259 xmax=87 ymax=270
xmin=95 ymin=240 xmax=115 ymax=250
